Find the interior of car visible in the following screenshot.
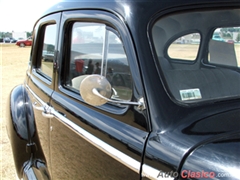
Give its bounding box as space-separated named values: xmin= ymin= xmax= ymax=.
xmin=152 ymin=9 xmax=240 ymax=103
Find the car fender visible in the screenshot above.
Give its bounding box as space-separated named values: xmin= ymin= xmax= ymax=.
xmin=6 ymin=84 xmax=49 ymax=179
xmin=179 ymin=132 xmax=240 ymax=180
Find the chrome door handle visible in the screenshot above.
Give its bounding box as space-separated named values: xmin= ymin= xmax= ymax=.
xmin=33 ymin=102 xmax=54 ymax=119
xmin=42 ymin=111 xmax=54 ymax=118
xmin=32 ymin=102 xmax=45 ymax=111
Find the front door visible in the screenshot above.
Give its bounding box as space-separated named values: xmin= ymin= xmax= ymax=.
xmin=49 ymin=10 xmax=150 ymax=179
xmin=27 ymin=13 xmax=61 ymax=176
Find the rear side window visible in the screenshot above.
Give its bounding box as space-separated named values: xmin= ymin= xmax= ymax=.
xmin=208 ymin=27 xmax=240 ymax=67
xmin=38 ymin=24 xmax=56 ymax=80
xmin=168 ymin=33 xmax=201 ymax=61
xmin=67 ymin=22 xmax=132 ymax=101
xmin=151 ymin=9 xmax=240 ymax=104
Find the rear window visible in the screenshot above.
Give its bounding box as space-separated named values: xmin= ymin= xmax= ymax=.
xmin=151 ymin=9 xmax=240 ymax=104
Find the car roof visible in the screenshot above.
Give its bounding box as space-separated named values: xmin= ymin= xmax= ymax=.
xmin=42 ymin=0 xmax=240 ymax=22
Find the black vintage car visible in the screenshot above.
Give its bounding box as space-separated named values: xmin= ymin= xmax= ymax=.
xmin=7 ymin=0 xmax=240 ymax=179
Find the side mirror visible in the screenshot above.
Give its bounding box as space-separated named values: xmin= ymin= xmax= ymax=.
xmin=80 ymin=75 xmax=145 ymax=110
xmin=80 ymin=75 xmax=112 ymax=106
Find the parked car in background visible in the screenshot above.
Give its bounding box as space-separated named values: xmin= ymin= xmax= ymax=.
xmin=3 ymin=37 xmax=10 ymax=43
xmin=227 ymin=39 xmax=235 ymax=44
xmin=15 ymin=37 xmax=32 ymax=47
xmin=175 ymin=37 xmax=186 ymax=44
xmin=212 ymin=34 xmax=225 ymax=42
xmin=10 ymin=38 xmax=17 ymax=43
xmin=7 ymin=0 xmax=240 ymax=180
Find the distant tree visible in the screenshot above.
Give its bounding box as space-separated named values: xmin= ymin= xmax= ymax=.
xmin=27 ymin=31 xmax=32 ymax=37
xmin=0 ymin=32 xmax=6 ymax=38
xmin=220 ymin=28 xmax=228 ymax=33
xmin=0 ymin=32 xmax=12 ymax=38
xmin=4 ymin=32 xmax=12 ymax=38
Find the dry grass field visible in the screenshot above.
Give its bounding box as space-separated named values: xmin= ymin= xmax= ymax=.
xmin=1 ymin=44 xmax=31 ymax=180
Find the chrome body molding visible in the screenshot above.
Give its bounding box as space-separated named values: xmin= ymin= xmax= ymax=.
xmin=142 ymin=164 xmax=174 ymax=180
xmin=26 ymin=84 xmax=141 ymax=174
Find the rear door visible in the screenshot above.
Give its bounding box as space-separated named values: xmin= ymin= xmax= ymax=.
xmin=26 ymin=13 xmax=61 ymax=174
xmin=49 ymin=10 xmax=150 ymax=179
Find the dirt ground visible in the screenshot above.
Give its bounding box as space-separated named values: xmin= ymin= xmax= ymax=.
xmin=0 ymin=44 xmax=31 ymax=179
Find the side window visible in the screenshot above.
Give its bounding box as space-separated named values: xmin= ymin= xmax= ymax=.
xmin=70 ymin=22 xmax=104 ymax=78
xmin=208 ymin=27 xmax=240 ymax=67
xmin=68 ymin=22 xmax=132 ymax=101
xmin=168 ymin=33 xmax=201 ymax=61
xmin=106 ymin=31 xmax=132 ymax=100
xmin=152 ymin=9 xmax=240 ymax=104
xmin=38 ymin=24 xmax=56 ymax=79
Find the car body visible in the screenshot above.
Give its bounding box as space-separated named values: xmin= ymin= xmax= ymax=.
xmin=15 ymin=37 xmax=32 ymax=47
xmin=6 ymin=0 xmax=240 ymax=180
xmin=9 ymin=38 xmax=17 ymax=43
xmin=3 ymin=37 xmax=11 ymax=43
xmin=212 ymin=35 xmax=225 ymax=42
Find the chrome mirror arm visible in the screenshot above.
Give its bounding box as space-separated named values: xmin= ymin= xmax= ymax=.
xmin=92 ymin=88 xmax=146 ymax=110
xmin=111 ymin=87 xmax=118 ymax=97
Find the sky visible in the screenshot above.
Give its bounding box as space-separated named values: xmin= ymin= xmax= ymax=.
xmin=0 ymin=0 xmax=59 ymax=32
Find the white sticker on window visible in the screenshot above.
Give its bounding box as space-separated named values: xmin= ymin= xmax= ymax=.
xmin=180 ymin=88 xmax=202 ymax=101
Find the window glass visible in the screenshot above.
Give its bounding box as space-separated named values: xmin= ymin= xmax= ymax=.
xmin=208 ymin=27 xmax=240 ymax=67
xmin=69 ymin=22 xmax=132 ymax=101
xmin=168 ymin=33 xmax=200 ymax=60
xmin=151 ymin=9 xmax=240 ymax=104
xmin=106 ymin=31 xmax=132 ymax=100
xmin=40 ymin=24 xmax=56 ymax=79
xmin=69 ymin=23 xmax=105 ymax=88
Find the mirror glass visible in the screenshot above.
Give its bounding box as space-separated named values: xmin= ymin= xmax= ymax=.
xmin=79 ymin=75 xmax=112 ymax=106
